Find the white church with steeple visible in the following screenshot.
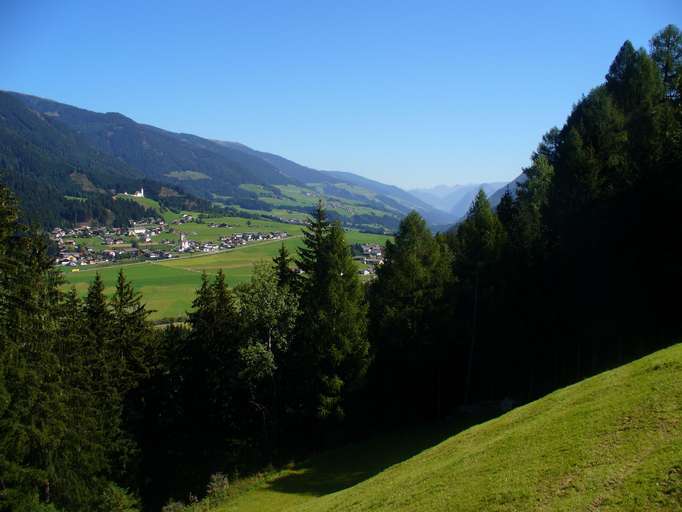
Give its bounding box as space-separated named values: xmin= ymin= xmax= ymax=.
xmin=123 ymin=187 xmax=144 ymax=198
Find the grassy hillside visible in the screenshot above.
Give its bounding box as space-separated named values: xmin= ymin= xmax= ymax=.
xmin=182 ymin=344 xmax=681 ymax=512
xmin=114 ymin=194 xmax=163 ymax=212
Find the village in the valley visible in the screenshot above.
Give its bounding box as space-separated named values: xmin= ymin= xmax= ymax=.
xmin=51 ymin=213 xmax=291 ymax=268
xmin=351 ymin=243 xmax=384 ymax=276
xmin=51 ymin=210 xmax=385 ymax=276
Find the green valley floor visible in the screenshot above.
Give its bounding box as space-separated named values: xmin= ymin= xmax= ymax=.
xmin=63 ymin=230 xmax=390 ymax=320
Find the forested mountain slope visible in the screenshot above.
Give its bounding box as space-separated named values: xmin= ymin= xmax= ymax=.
xmin=10 ymin=92 xmax=294 ymax=197
xmin=4 ymin=92 xmax=455 ymax=228
xmin=0 ymin=91 xmax=202 ymax=227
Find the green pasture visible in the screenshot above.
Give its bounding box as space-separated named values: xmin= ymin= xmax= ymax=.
xmin=275 ymin=184 xmax=320 ymax=204
xmin=63 ymin=238 xmax=300 ymax=319
xmin=65 ymin=263 xmax=203 ymax=319
xmin=264 ymin=184 xmax=393 ymax=220
xmin=114 ymin=194 xmax=162 ymax=212
xmin=168 ymin=216 xmax=304 ymax=243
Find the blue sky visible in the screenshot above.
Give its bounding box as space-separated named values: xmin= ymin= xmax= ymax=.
xmin=1 ymin=1 xmax=679 ymax=188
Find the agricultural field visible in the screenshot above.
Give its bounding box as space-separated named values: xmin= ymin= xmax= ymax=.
xmin=65 ymin=262 xmax=204 ymax=320
xmin=273 ymin=184 xmax=321 ymax=205
xmin=63 ymin=230 xmax=391 ymax=320
xmin=206 ymin=182 xmax=404 ymax=228
xmin=166 ymin=216 xmax=305 ymax=243
xmin=251 ymin=184 xmax=396 ymax=220
xmin=165 ymin=170 xmax=212 ymax=181
xmin=226 ymin=206 xmax=312 ymax=223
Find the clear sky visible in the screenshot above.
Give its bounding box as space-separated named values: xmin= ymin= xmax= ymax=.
xmin=1 ymin=1 xmax=679 ymax=189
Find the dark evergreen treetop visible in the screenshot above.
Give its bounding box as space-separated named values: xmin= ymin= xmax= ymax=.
xmin=297 ymin=200 xmax=330 ymax=277
xmin=272 ymin=242 xmax=296 ymax=289
xmin=453 ymin=190 xmax=506 ymax=273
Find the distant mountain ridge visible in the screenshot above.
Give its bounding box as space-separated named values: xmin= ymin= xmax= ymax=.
xmin=9 ymin=92 xmax=292 ymax=198
xmin=0 ymin=91 xmax=208 ymax=227
xmin=487 ymin=173 xmax=526 ymax=206
xmin=409 ymin=182 xmax=507 ymax=218
xmin=3 ymin=91 xmax=457 ymax=229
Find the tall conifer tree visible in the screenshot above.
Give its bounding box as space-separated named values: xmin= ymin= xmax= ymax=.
xmin=295 ymin=203 xmax=370 ymax=423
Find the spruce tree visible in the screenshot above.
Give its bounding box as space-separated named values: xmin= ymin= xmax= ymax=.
xmin=455 ymin=190 xmax=506 ymax=271
xmin=110 ymin=270 xmax=154 ymax=388
xmin=369 ymin=211 xmax=453 ymax=419
xmin=211 ymin=269 xmax=238 ymax=342
xmin=0 ymin=185 xmax=113 ymax=511
xmin=606 ymin=40 xmax=638 ymax=104
xmin=187 ymin=271 xmax=215 ymax=336
xmin=297 ymin=200 xmax=330 ymax=278
xmin=85 ymin=273 xmax=112 ymax=341
xmin=495 ymin=189 xmax=516 ymax=229
xmin=511 ymin=153 xmax=553 ymax=257
xmin=83 ymin=272 xmax=116 ymax=402
xmin=272 ymin=243 xmax=295 ymax=288
xmin=295 ymin=204 xmax=370 ymax=423
xmin=185 ymin=270 xmax=245 ymax=471
xmin=452 ymin=191 xmax=506 ymax=403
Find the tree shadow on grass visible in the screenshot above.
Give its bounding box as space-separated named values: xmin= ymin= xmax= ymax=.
xmin=267 ymin=413 xmax=496 ymax=497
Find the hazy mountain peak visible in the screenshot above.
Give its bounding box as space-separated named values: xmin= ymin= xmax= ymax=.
xmin=408 ymin=181 xmax=507 ymax=217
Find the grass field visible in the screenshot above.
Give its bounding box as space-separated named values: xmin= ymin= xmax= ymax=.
xmin=114 ymin=194 xmax=163 ymax=212
xmin=63 ymin=230 xmax=391 ymax=320
xmin=164 ymin=216 xmax=305 ymax=243
xmin=260 ymin=184 xmax=395 ymax=220
xmin=180 ymin=343 xmax=682 ymax=512
xmin=65 ymin=263 xmax=204 ymax=319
